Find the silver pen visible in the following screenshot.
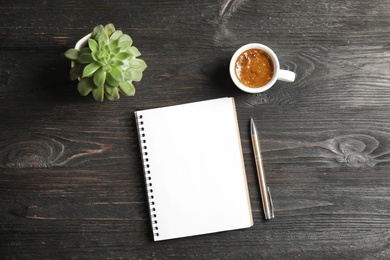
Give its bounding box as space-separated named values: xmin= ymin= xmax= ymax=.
xmin=250 ymin=118 xmax=274 ymax=220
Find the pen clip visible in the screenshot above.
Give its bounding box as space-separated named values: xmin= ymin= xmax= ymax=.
xmin=267 ymin=187 xmax=275 ymax=219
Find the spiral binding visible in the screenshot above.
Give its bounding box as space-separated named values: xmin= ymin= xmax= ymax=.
xmin=136 ymin=113 xmax=159 ymax=238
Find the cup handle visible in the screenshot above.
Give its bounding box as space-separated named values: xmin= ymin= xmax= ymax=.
xmin=278 ymin=69 xmax=296 ymax=82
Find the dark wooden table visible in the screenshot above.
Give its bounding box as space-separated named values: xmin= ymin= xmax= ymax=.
xmin=2 ymin=1 xmax=390 ymax=259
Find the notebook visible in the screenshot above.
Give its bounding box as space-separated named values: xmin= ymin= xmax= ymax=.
xmin=134 ymin=97 xmax=253 ymax=241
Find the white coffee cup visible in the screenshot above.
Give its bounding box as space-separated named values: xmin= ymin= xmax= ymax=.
xmin=229 ymin=43 xmax=296 ymax=93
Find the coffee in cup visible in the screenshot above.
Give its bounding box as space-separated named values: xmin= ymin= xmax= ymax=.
xmin=230 ymin=43 xmax=295 ymax=93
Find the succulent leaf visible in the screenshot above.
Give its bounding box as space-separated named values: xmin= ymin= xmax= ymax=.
xmin=104 ymin=23 xmax=116 ymax=37
xmin=91 ymin=52 xmax=98 ymax=62
xmin=131 ymin=69 xmax=143 ymax=82
xmin=96 ymin=30 xmax=109 ymax=47
xmin=88 ymin=39 xmax=99 ymax=53
xmin=78 ymin=53 xmax=95 ymax=64
xmin=128 ymin=46 xmax=141 ymax=57
xmin=93 ymin=68 xmax=106 ymax=87
xmin=64 ymin=48 xmax=79 ymax=60
xmin=82 ymin=62 xmax=100 ymax=78
xmin=111 ymin=59 xmax=125 ymax=67
xmin=77 ymin=77 xmax=95 ymax=96
xmin=109 ymin=66 xmax=124 ymax=82
xmin=118 ymin=34 xmax=132 ymax=49
xmin=79 ymin=47 xmax=92 ymax=54
xmin=109 ymin=39 xmax=119 ymax=49
xmin=119 ymin=81 xmax=135 ymax=96
xmin=104 ymin=84 xmax=115 ymax=96
xmin=70 ymin=63 xmax=84 ymax=80
xmin=106 ymin=72 xmax=119 ymax=87
xmin=92 ymin=25 xmax=105 ymax=39
xmin=130 ymin=58 xmax=147 ymax=70
xmin=115 ymin=52 xmax=132 ymax=60
xmin=102 ymin=64 xmax=112 ymax=72
xmin=104 ymin=84 xmax=120 ymax=100
xmin=122 ymin=70 xmax=132 ymax=81
xmin=110 ymin=47 xmax=121 ymax=55
xmin=106 ymin=87 xmax=120 ymax=100
xmin=92 ymin=85 xmax=104 ymax=102
xmin=118 ymin=34 xmax=132 ymax=45
xmin=110 ymin=30 xmax=123 ymax=41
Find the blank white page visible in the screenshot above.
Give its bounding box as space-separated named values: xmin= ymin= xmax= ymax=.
xmin=135 ymin=97 xmax=253 ymax=241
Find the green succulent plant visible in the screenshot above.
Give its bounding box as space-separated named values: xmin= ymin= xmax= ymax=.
xmin=64 ymin=24 xmax=147 ymax=101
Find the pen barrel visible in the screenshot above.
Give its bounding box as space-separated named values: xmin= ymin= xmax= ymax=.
xmin=251 ymin=133 xmax=272 ymax=220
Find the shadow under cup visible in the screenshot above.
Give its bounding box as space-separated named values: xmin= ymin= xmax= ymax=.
xmin=229 ymin=43 xmax=295 ymax=94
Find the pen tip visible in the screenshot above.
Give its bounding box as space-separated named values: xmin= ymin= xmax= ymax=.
xmin=250 ymin=118 xmax=256 ymax=135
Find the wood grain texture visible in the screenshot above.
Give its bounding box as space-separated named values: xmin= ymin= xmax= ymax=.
xmin=1 ymin=0 xmax=390 ymax=259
